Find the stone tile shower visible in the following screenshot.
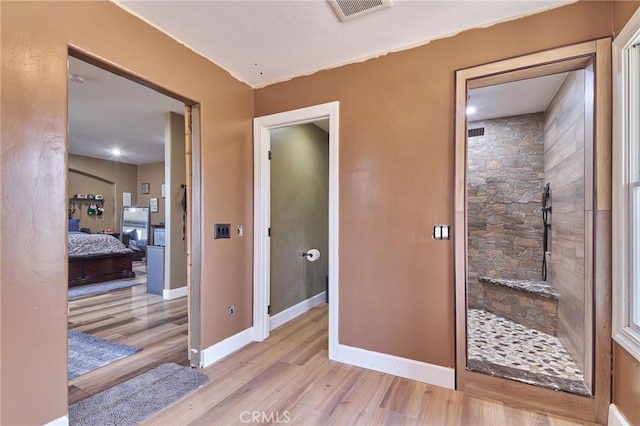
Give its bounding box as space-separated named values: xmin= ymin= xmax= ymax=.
xmin=466 ymin=69 xmax=592 ymax=396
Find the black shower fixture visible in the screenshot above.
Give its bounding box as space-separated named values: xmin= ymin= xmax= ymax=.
xmin=542 ymin=183 xmax=551 ymax=281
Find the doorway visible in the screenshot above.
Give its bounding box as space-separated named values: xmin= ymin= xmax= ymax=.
xmin=253 ymin=102 xmax=339 ymax=358
xmin=269 ymin=123 xmax=329 ymax=329
xmin=465 ymin=68 xmax=594 ymax=396
xmin=454 ymin=39 xmax=611 ymax=424
xmin=66 ymin=50 xmax=201 ymax=403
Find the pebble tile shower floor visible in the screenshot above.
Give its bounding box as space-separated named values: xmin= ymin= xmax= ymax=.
xmin=467 ymin=309 xmax=590 ymax=396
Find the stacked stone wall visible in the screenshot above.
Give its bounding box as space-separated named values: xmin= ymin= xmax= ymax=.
xmin=467 ymin=113 xmax=545 ymax=309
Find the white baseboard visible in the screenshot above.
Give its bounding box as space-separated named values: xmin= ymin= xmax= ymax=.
xmin=270 ymin=292 xmax=326 ymax=331
xmin=334 ymin=344 xmax=455 ymax=389
xmin=201 ymin=327 xmax=255 ymax=368
xmin=45 ymin=414 xmax=69 ymax=426
xmin=163 ymin=286 xmax=187 ymax=300
xmin=609 ymin=404 xmax=630 ymax=426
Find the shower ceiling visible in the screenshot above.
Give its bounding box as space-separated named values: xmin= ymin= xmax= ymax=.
xmin=467 ymin=73 xmax=569 ymax=121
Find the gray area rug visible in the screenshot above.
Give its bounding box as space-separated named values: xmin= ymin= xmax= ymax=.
xmin=68 ymin=331 xmax=142 ymax=380
xmin=68 ymin=280 xmax=142 ymax=299
xmin=69 ymin=363 xmax=209 ymax=426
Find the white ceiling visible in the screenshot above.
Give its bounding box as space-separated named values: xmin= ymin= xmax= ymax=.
xmin=113 ymin=0 xmax=574 ymax=88
xmin=468 ymin=72 xmax=568 ymax=122
xmin=69 ymin=1 xmax=577 ymax=164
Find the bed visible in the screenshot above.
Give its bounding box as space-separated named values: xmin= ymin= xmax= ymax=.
xmin=68 ymin=232 xmax=135 ymax=288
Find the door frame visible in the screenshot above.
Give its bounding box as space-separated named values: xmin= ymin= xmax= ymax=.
xmin=67 ymin=47 xmax=203 ymax=365
xmin=253 ymin=101 xmax=339 ymax=359
xmin=186 ymin=104 xmax=203 ymax=367
xmin=454 ymin=39 xmax=611 ymax=424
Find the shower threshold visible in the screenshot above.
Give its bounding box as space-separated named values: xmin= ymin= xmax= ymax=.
xmin=467 ymin=309 xmax=591 ymax=397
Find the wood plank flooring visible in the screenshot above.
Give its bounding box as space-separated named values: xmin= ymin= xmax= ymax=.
xmin=145 ymin=303 xmax=596 ymax=426
xmin=67 ymin=261 xmax=189 ymax=405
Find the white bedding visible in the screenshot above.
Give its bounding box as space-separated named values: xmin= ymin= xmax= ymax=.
xmin=68 ymin=232 xmax=132 ymax=257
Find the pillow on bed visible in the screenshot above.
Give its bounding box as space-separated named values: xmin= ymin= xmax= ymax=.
xmin=68 ymin=218 xmax=80 ymax=232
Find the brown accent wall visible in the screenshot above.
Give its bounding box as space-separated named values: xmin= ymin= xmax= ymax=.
xmin=69 ymin=154 xmax=138 ymax=233
xmin=544 ymin=70 xmax=587 ymax=375
xmin=68 ymin=170 xmax=116 ymax=232
xmin=613 ymin=343 xmax=640 ymax=426
xmin=1 ymin=1 xmax=253 ymax=424
xmin=255 ymin=0 xmax=614 ymax=367
xmin=137 ymin=162 xmax=165 ymax=225
xmin=613 ymin=2 xmax=640 ymax=35
xmin=270 ymin=124 xmax=329 ymax=315
xmin=467 ymin=114 xmax=545 ymax=309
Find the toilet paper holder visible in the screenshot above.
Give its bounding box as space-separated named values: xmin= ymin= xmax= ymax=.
xmin=301 ymin=249 xmax=320 ymax=261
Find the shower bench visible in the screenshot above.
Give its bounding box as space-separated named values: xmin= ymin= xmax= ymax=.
xmin=478 ymin=276 xmax=558 ymax=336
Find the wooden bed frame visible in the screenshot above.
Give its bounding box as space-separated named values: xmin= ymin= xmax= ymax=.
xmin=68 ymin=252 xmax=135 ymax=288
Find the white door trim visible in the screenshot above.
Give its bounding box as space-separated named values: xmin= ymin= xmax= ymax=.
xmin=253 ymin=101 xmax=339 ymax=359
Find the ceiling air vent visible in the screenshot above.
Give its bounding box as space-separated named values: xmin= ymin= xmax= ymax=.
xmin=328 ymin=0 xmax=393 ymax=22
xmin=468 ymin=127 xmax=485 ymax=137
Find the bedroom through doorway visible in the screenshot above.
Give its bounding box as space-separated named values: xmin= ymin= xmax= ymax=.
xmin=66 ymin=52 xmax=193 ymax=405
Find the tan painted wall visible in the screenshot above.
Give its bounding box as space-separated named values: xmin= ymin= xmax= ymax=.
xmin=255 ymin=1 xmax=615 ymax=367
xmin=68 ymin=170 xmax=116 ymax=232
xmin=611 ymin=4 xmax=640 ymax=425
xmin=165 ymin=112 xmax=188 ymax=290
xmin=613 ymin=343 xmax=640 ymax=425
xmin=0 ymin=1 xmax=253 ymax=424
xmin=270 ymin=124 xmax=329 ymax=315
xmin=69 ymin=154 xmax=138 ymax=233
xmin=137 ymin=162 xmax=165 ymax=225
xmin=613 ymin=1 xmax=640 ymax=35
xmin=544 ymin=70 xmax=587 ymax=375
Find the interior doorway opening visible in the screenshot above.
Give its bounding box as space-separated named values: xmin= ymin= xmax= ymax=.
xmin=253 ymin=102 xmax=339 ymax=359
xmin=66 ymin=49 xmax=201 ymax=405
xmin=454 ymin=39 xmax=612 ymax=424
xmin=269 ymin=122 xmax=329 ymax=330
xmin=465 ymin=66 xmax=594 ymax=396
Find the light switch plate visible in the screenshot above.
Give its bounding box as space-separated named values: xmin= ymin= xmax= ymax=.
xmin=214 ymin=224 xmax=231 ymax=239
xmin=441 ymin=225 xmax=449 ymax=239
xmin=433 ymin=225 xmax=451 ymax=240
xmin=433 ymin=225 xmax=442 ymax=239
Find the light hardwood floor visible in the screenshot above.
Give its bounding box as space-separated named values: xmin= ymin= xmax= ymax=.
xmin=145 ymin=303 xmax=596 ymax=426
xmin=68 ymin=262 xmax=189 ymax=405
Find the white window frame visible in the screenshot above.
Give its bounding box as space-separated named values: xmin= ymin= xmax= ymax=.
xmin=613 ymin=6 xmax=640 ymax=362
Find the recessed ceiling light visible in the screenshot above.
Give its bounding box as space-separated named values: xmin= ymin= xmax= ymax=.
xmin=466 ymin=106 xmax=477 ymax=115
xmin=111 ymin=148 xmax=122 ymax=156
xmin=69 ymin=74 xmax=86 ymax=84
